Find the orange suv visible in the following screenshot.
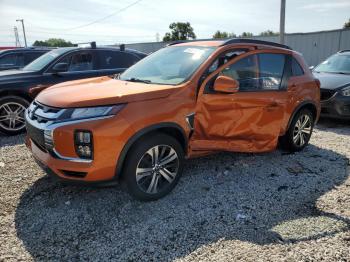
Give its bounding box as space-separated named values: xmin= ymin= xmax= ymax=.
xmin=25 ymin=39 xmax=320 ymax=201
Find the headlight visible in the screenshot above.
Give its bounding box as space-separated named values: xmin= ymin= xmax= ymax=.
xmin=58 ymin=104 xmax=126 ymax=122
xmin=341 ymin=86 xmax=350 ymax=96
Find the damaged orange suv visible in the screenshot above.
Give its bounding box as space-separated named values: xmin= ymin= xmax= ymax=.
xmin=25 ymin=39 xmax=320 ymax=200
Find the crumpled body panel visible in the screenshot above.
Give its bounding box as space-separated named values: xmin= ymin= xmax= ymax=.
xmin=190 ymin=92 xmax=286 ymax=153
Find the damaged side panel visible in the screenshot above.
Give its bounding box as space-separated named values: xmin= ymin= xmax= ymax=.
xmin=190 ymin=92 xmax=286 ymax=153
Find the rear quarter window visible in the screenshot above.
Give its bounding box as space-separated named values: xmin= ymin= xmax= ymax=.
xmin=292 ymin=57 xmax=304 ymax=76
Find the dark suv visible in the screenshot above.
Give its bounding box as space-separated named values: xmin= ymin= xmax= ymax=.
xmin=0 ymin=48 xmax=51 ymax=71
xmin=0 ymin=44 xmax=147 ymax=135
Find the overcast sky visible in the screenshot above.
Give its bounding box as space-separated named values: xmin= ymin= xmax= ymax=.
xmin=0 ymin=0 xmax=349 ymax=46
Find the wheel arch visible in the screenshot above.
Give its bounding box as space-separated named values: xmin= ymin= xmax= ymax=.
xmin=115 ymin=122 xmax=188 ymax=179
xmin=287 ymin=100 xmax=318 ymax=130
xmin=0 ymin=90 xmax=33 ymax=103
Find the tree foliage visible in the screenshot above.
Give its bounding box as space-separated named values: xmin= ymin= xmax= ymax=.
xmin=259 ymin=30 xmax=279 ymax=36
xmin=344 ymin=19 xmax=350 ymax=29
xmin=212 ymin=30 xmax=236 ymax=39
xmin=163 ymin=22 xmax=196 ymax=41
xmin=239 ymin=32 xmax=254 ymax=37
xmin=33 ymin=38 xmax=74 ymax=47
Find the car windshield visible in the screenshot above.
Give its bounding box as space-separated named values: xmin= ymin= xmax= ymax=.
xmin=22 ymin=48 xmax=73 ymax=71
xmin=120 ymin=46 xmax=215 ymax=85
xmin=314 ymin=53 xmax=350 ymax=74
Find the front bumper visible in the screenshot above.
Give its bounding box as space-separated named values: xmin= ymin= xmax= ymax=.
xmin=320 ymin=92 xmax=350 ymax=119
xmin=25 ymin=111 xmax=133 ymax=182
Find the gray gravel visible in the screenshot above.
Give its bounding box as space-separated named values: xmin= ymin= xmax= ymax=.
xmin=0 ymin=118 xmax=349 ymax=261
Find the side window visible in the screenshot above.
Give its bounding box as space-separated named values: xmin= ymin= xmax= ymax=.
xmin=24 ymin=52 xmax=45 ymax=65
xmin=68 ymin=52 xmax=93 ymax=72
xmin=0 ymin=53 xmax=24 ymax=68
xmin=207 ymin=50 xmax=248 ymax=74
xmin=258 ymin=53 xmax=286 ymax=90
xmin=292 ymin=57 xmax=304 ymax=76
xmin=220 ymin=54 xmax=260 ymax=91
xmin=97 ymin=50 xmax=138 ymax=70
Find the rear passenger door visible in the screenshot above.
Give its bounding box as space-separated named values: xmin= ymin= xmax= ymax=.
xmin=190 ymin=50 xmax=290 ymax=153
xmin=96 ymin=50 xmax=139 ymax=76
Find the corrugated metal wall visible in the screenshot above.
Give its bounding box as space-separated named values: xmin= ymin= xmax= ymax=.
xmin=124 ymin=28 xmax=350 ymax=66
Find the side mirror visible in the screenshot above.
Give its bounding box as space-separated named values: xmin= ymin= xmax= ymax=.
xmin=309 ymin=66 xmax=315 ymax=70
xmin=213 ymin=75 xmax=239 ymax=93
xmin=52 ymin=63 xmax=68 ymax=74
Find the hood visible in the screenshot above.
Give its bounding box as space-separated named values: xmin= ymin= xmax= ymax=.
xmin=37 ymin=76 xmax=180 ymax=108
xmin=313 ymin=71 xmax=350 ymax=90
xmin=0 ymin=69 xmax=36 ymax=78
xmin=0 ymin=69 xmax=38 ymax=85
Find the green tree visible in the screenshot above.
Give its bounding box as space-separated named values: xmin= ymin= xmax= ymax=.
xmin=239 ymin=32 xmax=254 ymax=38
xmin=33 ymin=38 xmax=74 ymax=47
xmin=259 ymin=30 xmax=279 ymax=36
xmin=163 ymin=22 xmax=196 ymax=41
xmin=212 ymin=30 xmax=236 ymax=39
xmin=344 ymin=19 xmax=350 ymax=28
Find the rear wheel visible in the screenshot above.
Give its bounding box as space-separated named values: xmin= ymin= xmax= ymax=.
xmin=280 ymin=108 xmax=314 ymax=152
xmin=124 ymin=133 xmax=184 ymax=201
xmin=0 ymin=96 xmax=29 ymax=135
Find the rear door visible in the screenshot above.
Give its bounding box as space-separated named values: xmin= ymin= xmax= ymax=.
xmin=190 ymin=50 xmax=290 ymax=153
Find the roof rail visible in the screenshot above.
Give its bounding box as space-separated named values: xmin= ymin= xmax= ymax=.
xmin=74 ymin=41 xmax=96 ymax=49
xmin=220 ymin=38 xmax=292 ymax=50
xmin=338 ymin=49 xmax=350 ymax=53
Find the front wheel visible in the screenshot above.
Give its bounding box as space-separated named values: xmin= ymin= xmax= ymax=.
xmin=280 ymin=109 xmax=314 ymax=152
xmin=124 ymin=133 xmax=184 ymax=201
xmin=0 ymin=96 xmax=29 ymax=136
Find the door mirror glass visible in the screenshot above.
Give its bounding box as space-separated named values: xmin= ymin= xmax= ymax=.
xmin=213 ymin=75 xmax=239 ymax=93
xmin=52 ymin=62 xmax=68 ymax=73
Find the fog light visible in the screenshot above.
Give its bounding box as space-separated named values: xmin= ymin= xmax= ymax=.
xmin=75 ymin=130 xmax=93 ymax=159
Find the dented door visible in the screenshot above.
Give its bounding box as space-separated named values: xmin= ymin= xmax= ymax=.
xmin=190 ymin=51 xmax=289 ymax=153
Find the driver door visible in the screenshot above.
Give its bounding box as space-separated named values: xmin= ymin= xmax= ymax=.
xmin=190 ymin=51 xmax=290 ymax=153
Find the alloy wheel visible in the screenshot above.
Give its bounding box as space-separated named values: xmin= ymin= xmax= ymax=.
xmin=136 ymin=145 xmax=179 ymax=194
xmin=293 ymin=114 xmax=312 ymax=147
xmin=0 ymin=102 xmax=26 ymax=131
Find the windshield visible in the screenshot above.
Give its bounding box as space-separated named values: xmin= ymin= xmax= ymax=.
xmin=22 ymin=48 xmax=73 ymax=71
xmin=314 ymin=53 xmax=350 ymax=74
xmin=120 ymin=46 xmax=215 ymax=85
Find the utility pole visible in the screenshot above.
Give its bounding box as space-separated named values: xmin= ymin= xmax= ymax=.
xmin=279 ymin=0 xmax=286 ymax=44
xmin=16 ymin=19 xmax=27 ymax=47
xmin=14 ymin=26 xmax=21 ymax=47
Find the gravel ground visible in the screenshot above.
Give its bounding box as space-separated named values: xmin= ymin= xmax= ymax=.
xmin=0 ymin=118 xmax=349 ymax=261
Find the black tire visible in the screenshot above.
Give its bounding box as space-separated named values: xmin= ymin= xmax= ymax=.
xmin=0 ymin=96 xmax=30 ymax=136
xmin=123 ymin=133 xmax=184 ymax=201
xmin=280 ymin=108 xmax=314 ymax=152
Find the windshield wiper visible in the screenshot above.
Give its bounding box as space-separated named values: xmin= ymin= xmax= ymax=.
xmin=125 ymin=77 xmax=152 ymax=84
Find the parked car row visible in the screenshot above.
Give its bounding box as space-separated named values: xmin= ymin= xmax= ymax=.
xmin=0 ymin=42 xmax=147 ymax=135
xmin=1 ymin=39 xmax=348 ymax=200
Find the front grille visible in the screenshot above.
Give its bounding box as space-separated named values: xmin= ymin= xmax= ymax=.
xmin=26 ymin=101 xmax=64 ymax=152
xmin=27 ymin=101 xmax=62 ymax=124
xmin=320 ymin=89 xmax=336 ymax=101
